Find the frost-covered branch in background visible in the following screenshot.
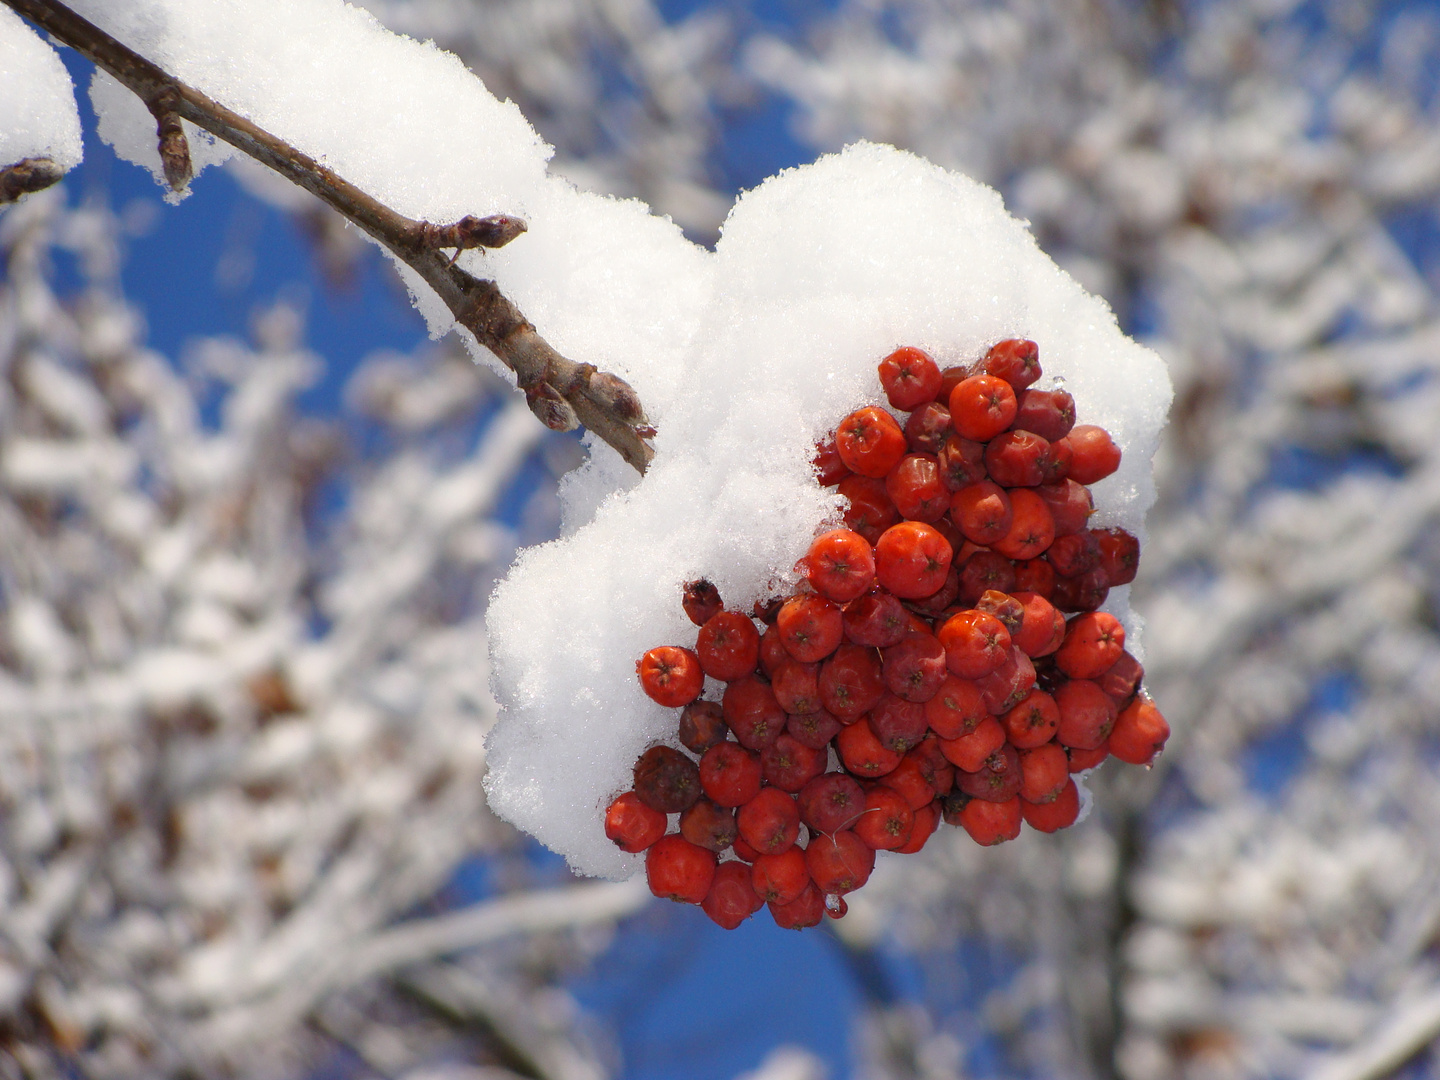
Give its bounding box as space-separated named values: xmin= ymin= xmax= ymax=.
xmin=0 ymin=191 xmax=647 ymax=1079
xmin=2 ymin=0 xmax=656 ymax=472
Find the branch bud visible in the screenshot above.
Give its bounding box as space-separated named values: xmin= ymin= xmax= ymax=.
xmin=587 ymin=371 xmax=647 ymax=425
xmin=525 ymin=382 xmax=579 ymax=431
xmin=0 ymin=158 xmax=65 ymax=204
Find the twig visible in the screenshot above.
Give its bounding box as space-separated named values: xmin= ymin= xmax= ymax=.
xmin=1305 ymin=987 xmax=1440 ymax=1080
xmin=196 ymin=878 xmax=651 ymax=1050
xmin=2 ymin=0 xmax=654 ymax=472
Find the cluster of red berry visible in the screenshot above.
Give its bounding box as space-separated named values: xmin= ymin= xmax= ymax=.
xmin=606 ymin=340 xmax=1170 ymax=930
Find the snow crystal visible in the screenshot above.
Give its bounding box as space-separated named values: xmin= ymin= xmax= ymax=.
xmin=0 ymin=5 xmax=83 ymax=171
xmin=64 ymin=1 xmax=1168 ymax=879
xmin=488 ymin=144 xmax=1171 ymax=879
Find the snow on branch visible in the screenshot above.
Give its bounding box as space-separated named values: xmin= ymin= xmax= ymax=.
xmin=2 ymin=0 xmax=655 ymax=473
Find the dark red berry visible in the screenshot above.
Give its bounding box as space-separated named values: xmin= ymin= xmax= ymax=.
xmin=682 ymin=579 xmax=724 ymax=626
xmin=633 ymin=745 xmax=702 ymax=813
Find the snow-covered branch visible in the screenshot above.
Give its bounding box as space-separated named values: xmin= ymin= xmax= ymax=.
xmin=3 ymin=0 xmax=655 ymax=472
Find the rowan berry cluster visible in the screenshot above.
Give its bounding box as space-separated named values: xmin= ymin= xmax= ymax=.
xmin=607 ymin=340 xmax=1170 ymax=930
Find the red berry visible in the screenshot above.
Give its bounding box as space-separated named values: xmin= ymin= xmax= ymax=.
xmin=758 ymin=622 xmax=789 ymax=679
xmin=835 ymin=718 xmax=904 ymax=777
xmin=697 ymin=611 xmax=762 ymax=681
xmin=702 ymin=860 xmax=764 ymax=929
xmin=813 ymin=436 xmax=849 ymax=487
xmin=799 ymin=771 xmax=867 ymax=833
xmin=1066 ymin=424 xmax=1122 ymax=484
xmin=954 ymin=752 xmax=1022 ymax=805
xmin=680 ymin=797 xmax=739 ymax=852
xmin=1110 ymin=698 xmax=1170 ymax=765
xmin=937 ymin=714 xmax=1006 ymax=772
xmin=958 ymin=795 xmax=1022 ymax=845
xmin=981 ymin=339 xmax=1041 ymax=390
xmin=937 ymin=610 xmax=1011 ymax=679
xmin=1018 ymin=743 xmax=1070 ymax=804
xmin=878 ymin=751 xmax=939 ymax=810
xmin=1093 ymin=527 xmax=1140 ymax=586
xmin=939 ymin=364 xmax=971 ymax=401
xmin=1013 ymin=558 xmax=1055 ymax=598
xmin=894 ymin=799 xmax=941 ymax=853
xmin=1054 ymin=679 xmax=1119 ymax=750
xmin=874 ymin=521 xmax=954 ymax=599
xmin=990 ymin=488 xmax=1056 ymax=561
xmin=1067 ymin=741 xmax=1110 ymax=772
xmin=836 ymin=406 xmax=908 ymax=478
xmin=805 ymin=830 xmax=875 ymax=895
xmin=770 ymin=881 xmax=826 ymax=929
xmin=956 ymin=550 xmax=1018 ymax=607
xmin=1001 ymin=690 xmax=1061 ymax=749
xmin=722 ymin=676 xmax=786 ymax=750
xmin=841 ymin=590 xmax=911 ymax=648
xmin=866 ymin=692 xmax=930 ymax=753
xmin=974 ymin=590 xmax=1025 ymax=637
xmin=1036 ymin=479 xmax=1094 ymax=537
xmin=1046 ymin=531 xmax=1101 ymax=578
xmin=699 ymin=741 xmax=763 ymax=806
xmin=678 ymin=700 xmax=729 ymax=753
xmin=984 ymin=429 xmax=1051 ymax=488
xmin=1097 ymin=651 xmax=1144 ymax=709
xmin=771 ymin=659 xmax=822 ymax=715
xmin=604 ymin=791 xmax=667 ymax=853
xmin=924 ymin=675 xmax=988 ymax=739
xmin=885 ymin=454 xmax=949 ymax=523
xmin=905 ymin=401 xmax=952 ymax=455
xmin=805 ymin=529 xmax=876 ymax=603
xmin=838 ymin=474 xmax=900 ymax=546
xmin=633 ymin=745 xmax=702 ymax=813
xmin=787 ymin=708 xmax=844 ymax=750
xmin=1021 ymin=778 xmax=1080 ymax=832
xmin=761 ymin=734 xmax=828 ymax=793
xmin=732 ymin=836 xmax=761 ymax=862
xmin=1011 ymin=388 xmax=1075 ymax=441
xmin=976 ymin=647 xmax=1037 ymax=714
xmin=1051 ymin=569 xmax=1109 ymax=613
xmin=777 ymin=594 xmax=845 ymax=663
xmin=881 ymin=632 xmax=947 ymax=703
xmin=751 ymin=847 xmax=811 ymax=905
xmin=737 ymin=787 xmax=801 ymax=855
xmin=950 ymin=481 xmax=1012 ymax=546
xmin=907 ymin=564 xmax=961 ymax=616
xmin=637 ymin=646 xmax=704 ymax=707
xmin=682 ymin=579 xmax=724 ymax=626
xmin=854 ymin=786 xmax=914 ymax=850
xmin=949 ymin=375 xmax=1018 ymax=441
xmin=1055 ymin=612 xmax=1126 ymax=680
xmin=1036 ymin=437 xmax=1072 ymax=485
xmin=646 ymin=835 xmax=716 ymax=903
xmin=878 ymin=346 xmax=943 ymax=410
xmin=937 ymin=431 xmax=989 ymax=490
xmin=909 ymin=739 xmax=955 ymax=797
xmin=818 ymin=643 xmax=887 ymax=721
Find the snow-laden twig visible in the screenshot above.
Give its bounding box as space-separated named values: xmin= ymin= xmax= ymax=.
xmin=1304 ymin=987 xmax=1440 ymax=1080
xmin=2 ymin=0 xmax=654 ymax=472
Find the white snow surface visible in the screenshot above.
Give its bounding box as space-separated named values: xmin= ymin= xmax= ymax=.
xmin=0 ymin=6 xmax=83 ymax=171
xmin=69 ymin=0 xmax=1171 ymax=878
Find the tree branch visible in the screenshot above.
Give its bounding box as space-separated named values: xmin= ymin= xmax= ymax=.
xmin=3 ymin=0 xmax=655 ymax=472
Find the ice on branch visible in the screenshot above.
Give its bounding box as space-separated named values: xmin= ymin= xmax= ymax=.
xmin=485 ymin=143 xmax=1172 ymax=879
xmin=0 ymin=5 xmax=82 ymax=176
